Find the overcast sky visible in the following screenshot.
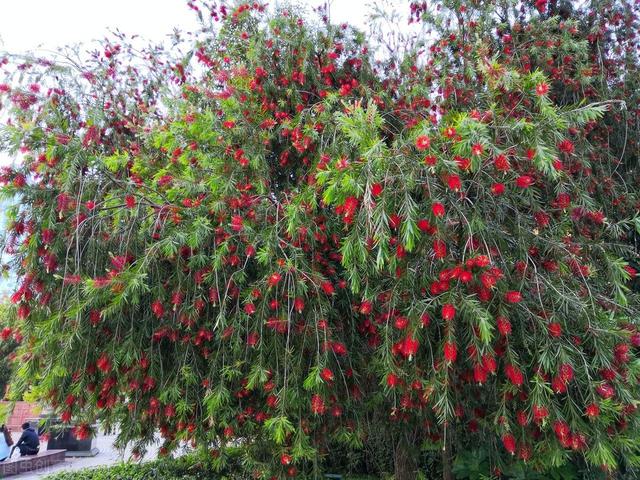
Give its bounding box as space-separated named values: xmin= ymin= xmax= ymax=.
xmin=0 ymin=0 xmax=370 ymax=53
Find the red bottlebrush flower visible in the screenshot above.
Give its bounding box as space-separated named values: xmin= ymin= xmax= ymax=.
xmin=558 ymin=139 xmax=575 ymax=154
xmin=474 ymin=364 xmax=487 ymax=384
xmin=496 ymin=316 xmax=512 ymax=336
xmin=280 ymin=454 xmax=293 ymax=465
xmin=624 ymin=265 xmax=637 ymax=278
xmin=433 ymin=239 xmax=447 ymax=259
xmin=442 ymin=304 xmax=456 ymax=321
xmin=535 ymin=82 xmax=549 ymax=96
xmin=244 ymin=303 xmax=256 ymax=315
xmin=268 ymin=272 xmax=282 ymax=287
xmin=96 ymin=354 xmax=111 ymax=373
xmin=310 ymin=394 xmax=326 ymax=415
xmin=596 ymin=383 xmax=615 ymax=399
xmin=535 ymin=0 xmax=547 ymax=12
xmin=388 ymin=214 xmax=402 ymax=229
xmin=515 ymin=175 xmax=534 ymax=188
xmin=491 ymin=183 xmax=505 ymax=195
xmin=615 ymin=343 xmax=630 ymax=363
xmin=17 ymin=303 xmax=30 ymax=319
xmin=386 ymin=373 xmax=400 ymax=387
xmin=125 ymin=195 xmax=136 ymax=209
xmin=399 ymin=335 xmax=419 ymax=358
xmin=230 ymin=215 xmax=244 ymax=232
xmin=424 ymin=155 xmax=437 ymax=166
xmin=554 ymin=192 xmax=571 ymax=209
xmin=443 ymin=126 xmax=457 ymax=139
xmin=223 ymin=120 xmax=236 ymax=129
xmin=164 ymin=404 xmax=176 ymax=418
xmin=447 ymin=174 xmax=461 ymax=191
xmin=151 ymin=300 xmax=164 ymax=318
xmin=471 ymin=143 xmax=484 ymax=156
xmin=336 ymin=157 xmax=350 ymax=170
xmin=371 ymin=183 xmax=383 ymax=197
xmin=73 ymin=424 xmax=91 ymax=441
xmin=294 ymin=297 xmax=305 ymax=313
xmin=552 ymin=375 xmax=567 ymax=394
xmin=459 ymin=270 xmax=473 ymax=283
xmin=534 ymin=211 xmax=550 ymax=228
xmin=443 ymin=341 xmax=457 ymax=363
xmin=482 ymin=354 xmax=497 ymax=373
xmin=89 ymin=310 xmax=102 ymax=326
xmin=344 ymin=196 xmax=359 ymax=215
xmin=548 ymin=322 xmax=562 ymax=338
xmin=504 ymin=291 xmax=522 ymax=303
xmin=517 ymin=410 xmax=529 ymax=426
xmin=170 ymin=291 xmax=183 ymax=306
xmin=432 ymin=202 xmax=445 ymax=217
xmin=12 ymin=173 xmax=26 ymax=188
xmin=321 ymin=281 xmax=335 ymax=295
xmin=415 ymin=135 xmax=431 ymax=150
xmin=247 ymin=331 xmax=260 ymax=347
xmin=494 ymin=154 xmax=510 ymax=171
xmin=359 ymin=300 xmax=372 ymax=314
xmin=0 ymin=327 xmax=12 ymax=341
xmin=558 ymin=363 xmax=574 ymax=383
xmin=61 ymin=410 xmax=72 ymax=423
xmin=502 ymin=433 xmax=516 ymax=455
xmin=320 ymin=368 xmax=334 ymax=382
xmin=454 ymin=156 xmax=471 ymax=170
xmin=41 ymin=228 xmax=55 ymax=244
xmin=519 ymin=444 xmax=532 ymax=462
xmin=585 ymin=403 xmax=600 ymax=418
xmin=394 ymin=316 xmax=409 ymax=330
xmin=532 ymin=404 xmax=549 ymax=423
xmin=505 ymin=364 xmax=524 ymax=387
xmin=553 ymin=420 xmax=570 ymax=441
xmin=417 ymin=219 xmax=435 ymax=234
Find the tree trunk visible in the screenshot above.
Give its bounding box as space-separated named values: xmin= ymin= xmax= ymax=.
xmin=441 ymin=446 xmax=453 ymax=480
xmin=394 ymin=436 xmax=417 ymax=480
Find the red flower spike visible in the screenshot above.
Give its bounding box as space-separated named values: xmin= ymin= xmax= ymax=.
xmin=504 ymin=291 xmax=522 ymax=303
xmin=386 ymin=373 xmax=400 ymax=388
xmin=535 ymin=82 xmax=549 ymax=96
xmin=585 ymin=403 xmax=600 ymax=418
xmin=502 ymin=434 xmax=516 ymax=455
xmin=441 ymin=304 xmax=456 ymax=321
xmin=432 ymin=202 xmax=445 ymax=217
xmin=515 ymin=175 xmax=534 ymax=188
xmin=415 ymin=135 xmax=431 ymax=150
xmin=443 ymin=341 xmax=457 ymax=363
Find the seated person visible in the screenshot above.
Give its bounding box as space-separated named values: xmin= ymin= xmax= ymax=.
xmin=10 ymin=422 xmax=39 ymax=457
xmin=0 ymin=425 xmax=11 ymax=461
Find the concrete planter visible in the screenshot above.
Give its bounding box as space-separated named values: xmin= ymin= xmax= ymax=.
xmin=44 ymin=419 xmax=99 ymax=457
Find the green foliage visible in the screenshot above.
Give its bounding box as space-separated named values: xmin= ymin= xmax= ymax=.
xmin=0 ymin=1 xmax=639 ymax=479
xmin=43 ymin=453 xmax=241 ymax=480
xmin=0 ymin=304 xmax=17 ymax=399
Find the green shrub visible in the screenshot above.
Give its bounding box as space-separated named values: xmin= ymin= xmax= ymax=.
xmin=43 ymin=455 xmax=380 ymax=480
xmin=44 ymin=455 xmax=231 ymax=480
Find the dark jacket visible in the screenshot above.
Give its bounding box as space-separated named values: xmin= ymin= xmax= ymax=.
xmin=16 ymin=427 xmax=39 ymax=450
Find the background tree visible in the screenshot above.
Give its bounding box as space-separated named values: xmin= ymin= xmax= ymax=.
xmin=0 ymin=1 xmax=639 ymax=479
xmin=0 ymin=303 xmax=18 ymax=398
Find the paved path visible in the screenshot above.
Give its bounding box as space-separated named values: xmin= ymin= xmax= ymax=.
xmin=6 ymin=431 xmax=161 ymax=479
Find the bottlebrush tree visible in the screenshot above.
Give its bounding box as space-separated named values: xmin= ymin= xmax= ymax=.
xmin=1 ymin=1 xmax=639 ymax=479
